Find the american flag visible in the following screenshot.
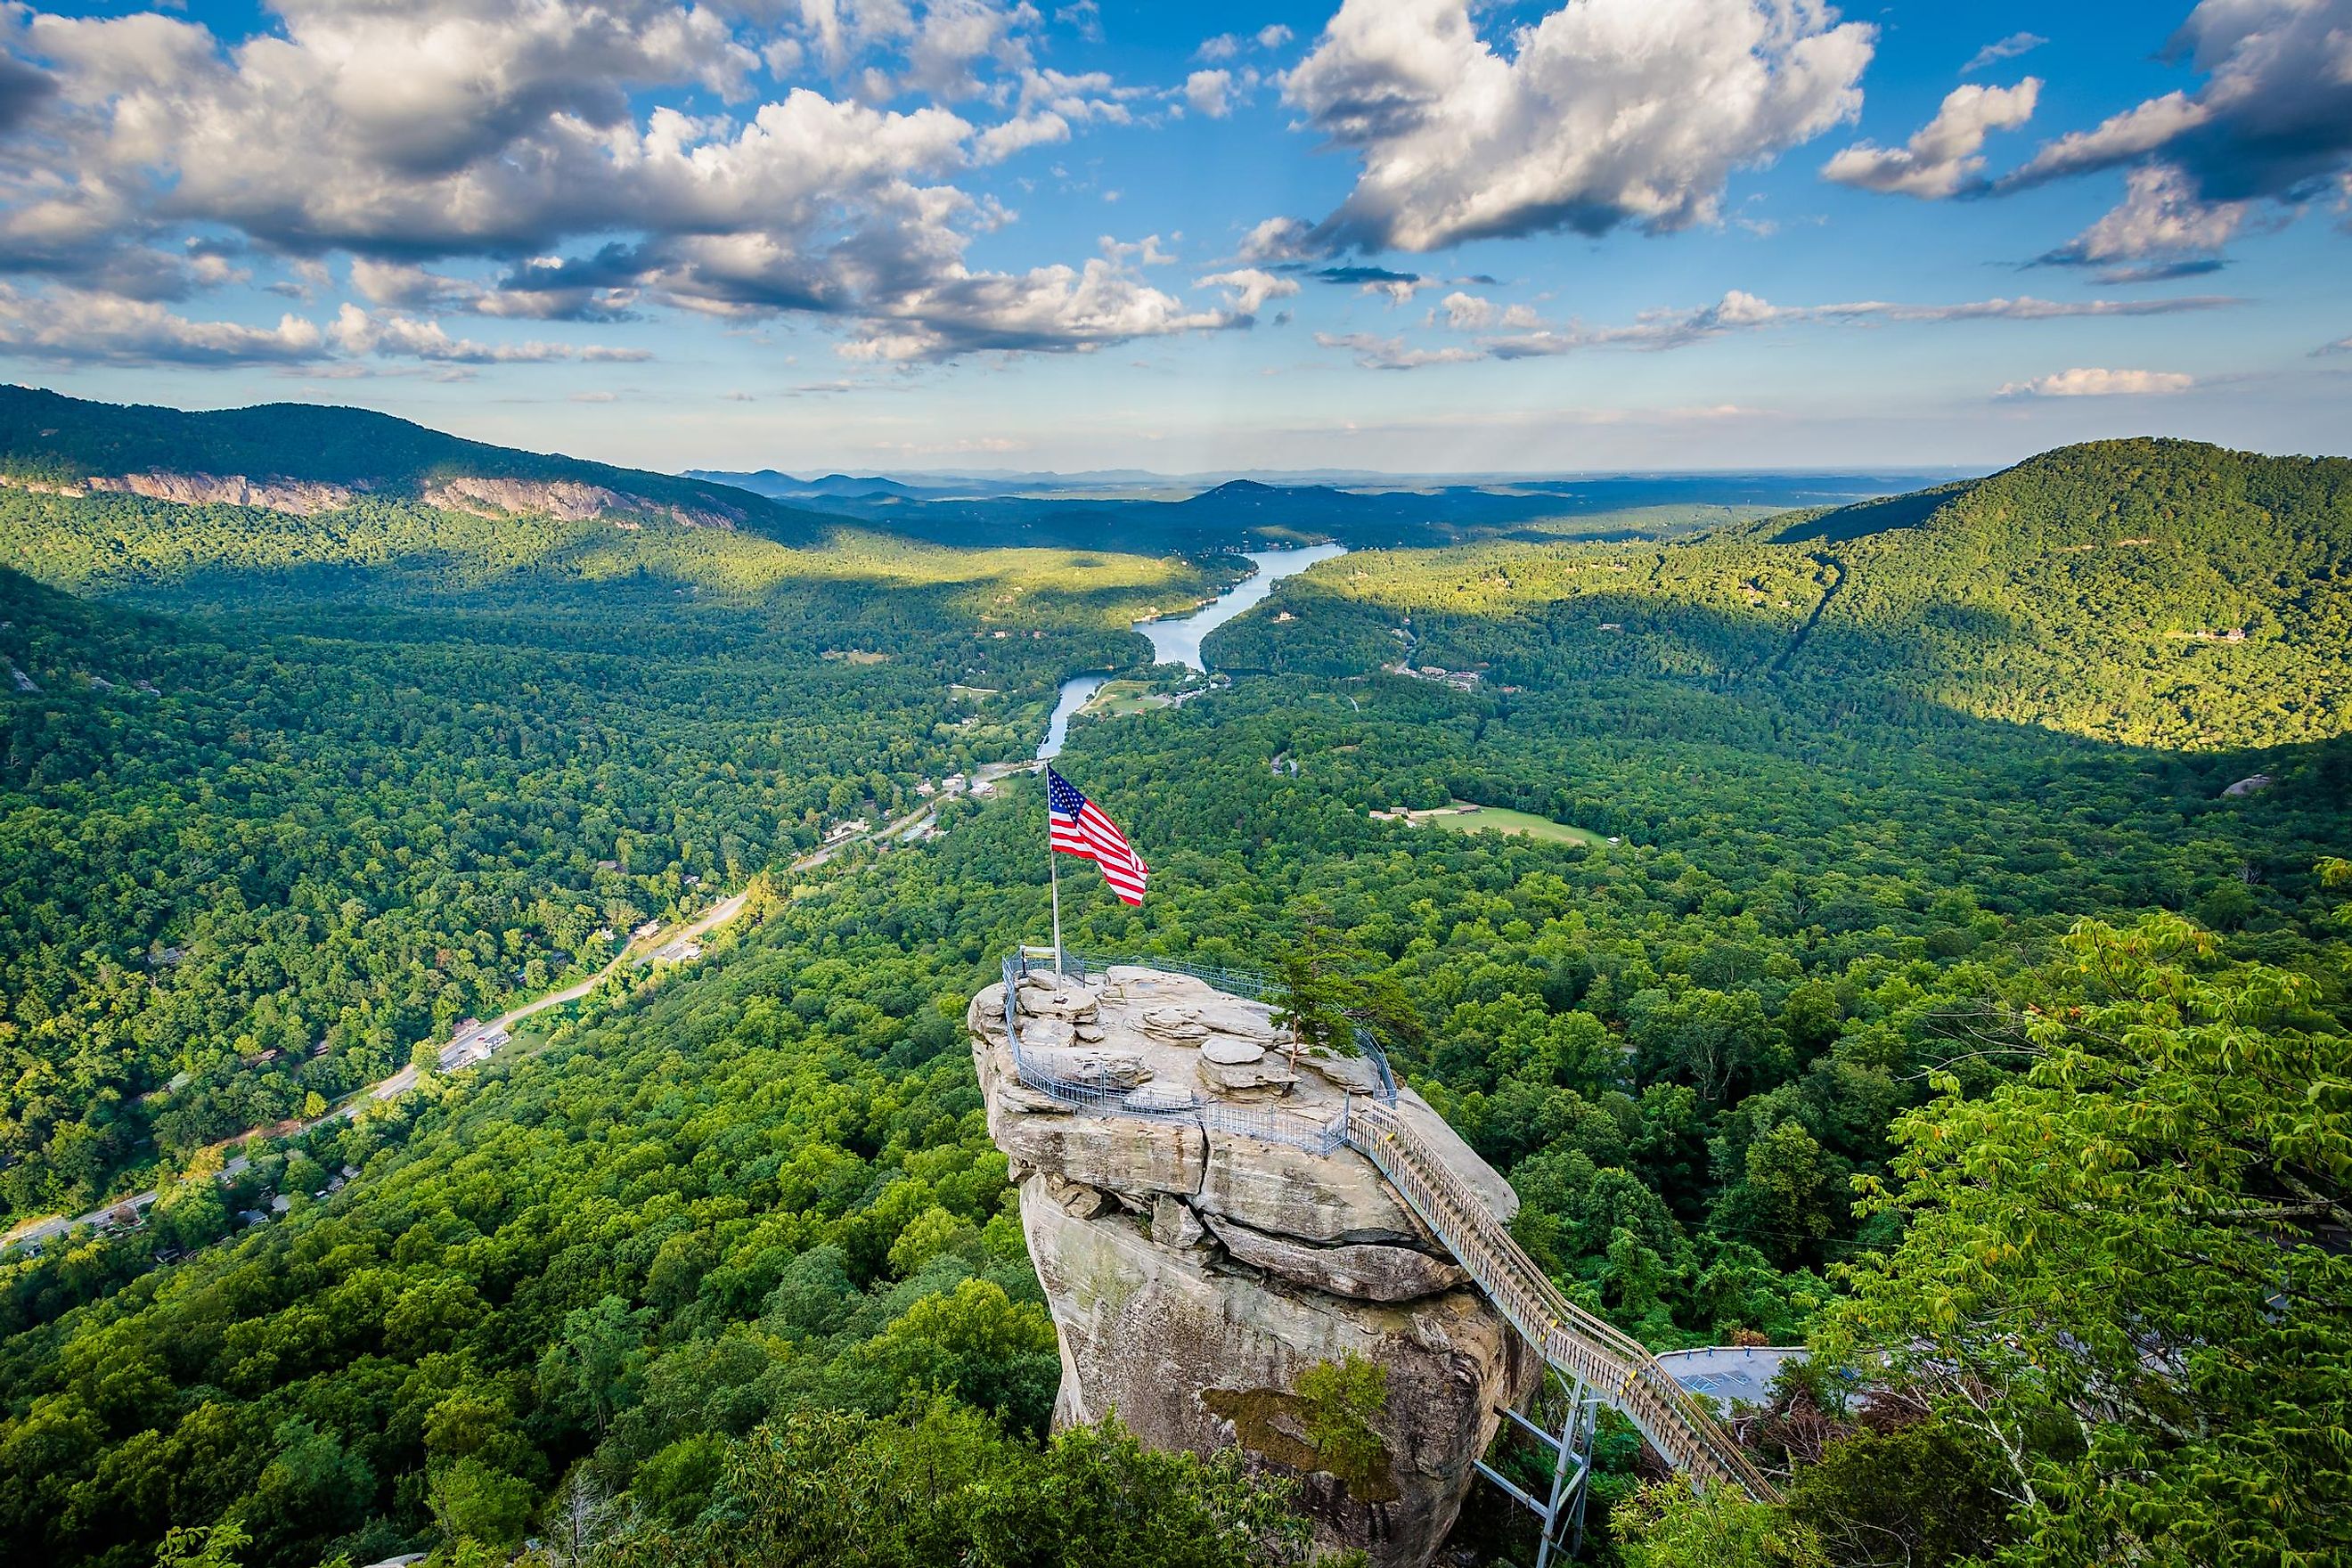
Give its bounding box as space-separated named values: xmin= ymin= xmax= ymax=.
xmin=1047 ymin=766 xmax=1148 ymax=904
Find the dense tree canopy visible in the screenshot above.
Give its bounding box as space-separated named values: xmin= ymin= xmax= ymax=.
xmin=0 ymin=418 xmax=2345 ymax=1567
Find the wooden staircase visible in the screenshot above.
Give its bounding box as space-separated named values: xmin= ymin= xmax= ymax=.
xmin=1343 ymin=1100 xmax=1780 ymax=1502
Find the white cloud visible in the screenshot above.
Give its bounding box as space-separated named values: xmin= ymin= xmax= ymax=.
xmin=1997 ymin=367 xmax=2195 ymax=397
xmin=1962 ymin=32 xmax=2046 ymax=75
xmin=1281 ymin=0 xmax=1875 ymax=252
xmin=1196 ymin=267 xmax=1300 ymax=314
xmin=1486 ymin=289 xmax=2227 ymax=358
xmin=1356 ymin=286 xmax=2234 ymax=367
xmin=2042 ymin=163 xmax=2252 ymax=265
xmin=1237 ymin=215 xmax=1316 ymax=263
xmin=329 ymin=303 xmax=645 ymax=363
xmin=0 ymin=282 xmax=323 ymax=364
xmin=1823 ymin=78 xmax=2038 ymax=199
xmin=1994 ymin=0 xmax=2352 ymax=261
xmin=2005 ymin=92 xmax=2212 ymax=188
xmin=1198 ymin=25 xmax=1289 ymax=62
xmin=974 ymin=110 xmax=1071 ymax=162
xmin=1184 ymin=68 xmax=1234 ymax=118
xmin=0 ymin=0 xmax=1221 ymax=365
xmin=1435 ymin=290 xmax=1539 ymax=330
xmin=1313 ymin=330 xmax=1482 ymax=370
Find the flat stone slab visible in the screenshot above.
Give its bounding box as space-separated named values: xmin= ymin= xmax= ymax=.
xmin=1199 ymin=1058 xmax=1300 ymax=1094
xmin=1023 ymin=1043 xmax=1153 ymax=1089
xmin=1201 ymin=1037 xmax=1267 ymax=1066
xmin=1126 ymin=1081 xmax=1196 ymax=1113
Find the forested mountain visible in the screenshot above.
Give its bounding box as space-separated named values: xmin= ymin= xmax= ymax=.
xmin=0 ymin=386 xmax=823 ymax=538
xmin=0 ymin=403 xmax=2344 ymax=1568
xmin=1217 ymin=438 xmax=2352 ymax=748
xmin=0 ymin=445 xmax=1236 ymax=1225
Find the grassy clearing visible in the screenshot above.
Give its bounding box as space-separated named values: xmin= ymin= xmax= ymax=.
xmin=1420 ymin=804 xmax=1611 ymax=846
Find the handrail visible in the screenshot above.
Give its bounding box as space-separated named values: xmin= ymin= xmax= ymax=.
xmin=1343 ymin=1101 xmax=1779 ymax=1501
xmin=990 ymin=954 xmax=1776 ymax=1501
xmin=1052 ymin=950 xmax=1401 ymax=1105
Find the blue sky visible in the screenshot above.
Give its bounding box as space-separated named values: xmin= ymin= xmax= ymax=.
xmin=1 ymin=0 xmax=2347 ymax=474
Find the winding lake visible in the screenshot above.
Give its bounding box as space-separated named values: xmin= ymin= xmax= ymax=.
xmin=1037 ymin=543 xmax=1345 ymax=761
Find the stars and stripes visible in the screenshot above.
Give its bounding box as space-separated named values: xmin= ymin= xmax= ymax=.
xmin=1047 ymin=765 xmax=1147 ymax=904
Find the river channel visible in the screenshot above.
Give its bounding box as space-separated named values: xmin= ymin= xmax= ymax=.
xmin=1037 ymin=543 xmax=1344 ymax=762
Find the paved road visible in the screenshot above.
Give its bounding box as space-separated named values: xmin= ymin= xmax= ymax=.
xmin=2 ymin=788 xmax=985 ymax=1254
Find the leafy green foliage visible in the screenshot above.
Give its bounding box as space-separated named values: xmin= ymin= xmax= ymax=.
xmin=0 ymin=409 xmax=2345 ymax=1568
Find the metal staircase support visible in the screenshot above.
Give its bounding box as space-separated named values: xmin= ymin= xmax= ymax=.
xmin=1343 ymin=1099 xmax=1780 ymax=1503
xmin=1474 ymin=1366 xmax=1598 ymax=1566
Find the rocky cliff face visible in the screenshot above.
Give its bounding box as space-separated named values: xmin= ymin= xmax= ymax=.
xmin=971 ymin=966 xmax=1533 ymax=1568
xmin=3 ymin=470 xmax=740 ymax=527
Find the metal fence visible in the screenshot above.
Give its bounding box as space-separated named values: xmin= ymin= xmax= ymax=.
xmin=1000 ymin=954 xmax=1372 ymax=1154
xmin=1028 ymin=948 xmax=1401 ymax=1104
xmin=992 ymin=947 xmax=1777 ymax=1504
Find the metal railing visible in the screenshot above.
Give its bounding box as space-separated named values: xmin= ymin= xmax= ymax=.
xmin=1001 ymin=955 xmax=1357 ymax=1154
xmin=1346 ymin=1100 xmax=1779 ymax=1501
xmin=1036 ymin=949 xmax=1401 ymax=1104
xmin=991 ymin=951 xmax=1776 ymax=1502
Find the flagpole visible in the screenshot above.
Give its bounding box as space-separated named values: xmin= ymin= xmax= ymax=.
xmin=1049 ymin=796 xmax=1065 ymax=977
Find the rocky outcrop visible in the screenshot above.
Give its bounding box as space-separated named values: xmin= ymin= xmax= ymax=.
xmin=972 ymin=968 xmax=1534 ymax=1568
xmin=66 ymin=471 xmax=363 ymax=514
xmin=422 ymin=475 xmax=740 ymax=528
xmin=2 ymin=468 xmax=740 ymax=527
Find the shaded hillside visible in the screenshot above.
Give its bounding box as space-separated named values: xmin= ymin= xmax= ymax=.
xmin=1212 ymin=438 xmax=2352 ymax=750
xmin=1793 ymin=438 xmax=2352 ymax=747
xmin=0 ymin=385 xmax=824 ymax=539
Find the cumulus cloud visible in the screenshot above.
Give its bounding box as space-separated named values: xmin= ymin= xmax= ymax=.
xmin=1196 ymin=267 xmax=1300 ymax=315
xmin=2038 ymin=163 xmax=2252 ymax=267
xmin=1962 ymin=32 xmax=2046 ymax=75
xmin=1198 ymin=25 xmax=1290 ymax=62
xmin=0 ymin=283 xmax=323 ymax=364
xmin=1995 ymin=0 xmax=2352 ymax=257
xmin=1996 ymin=367 xmax=2195 ymax=397
xmin=0 ymin=0 xmax=1234 ymax=366
xmin=1823 ymin=78 xmax=2039 ymax=198
xmin=1279 ymin=0 xmax=1874 ymax=252
xmin=1184 ymin=69 xmax=1234 ymax=118
xmin=1237 ymin=216 xmax=1317 ymax=263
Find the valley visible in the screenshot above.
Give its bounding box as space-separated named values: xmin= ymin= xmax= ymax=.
xmin=0 ymin=395 xmax=2343 ymax=1568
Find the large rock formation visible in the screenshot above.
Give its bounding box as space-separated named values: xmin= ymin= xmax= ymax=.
xmin=971 ymin=965 xmax=1534 ymax=1568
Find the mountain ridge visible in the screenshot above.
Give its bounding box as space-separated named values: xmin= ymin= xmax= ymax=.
xmin=0 ymin=385 xmax=826 ymax=538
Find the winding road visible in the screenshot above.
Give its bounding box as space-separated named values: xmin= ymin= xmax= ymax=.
xmin=3 ymin=785 xmax=1013 ymax=1254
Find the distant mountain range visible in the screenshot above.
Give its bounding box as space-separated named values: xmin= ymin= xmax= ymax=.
xmin=691 ymin=466 xmax=1951 ymax=552
xmin=0 ymin=384 xmax=1953 ymax=559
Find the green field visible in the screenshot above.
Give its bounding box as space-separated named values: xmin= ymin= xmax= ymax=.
xmin=1084 ymin=678 xmax=1180 ymax=717
xmin=1421 ymin=803 xmax=1611 ymax=846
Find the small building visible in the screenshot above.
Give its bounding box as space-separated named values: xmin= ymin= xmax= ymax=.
xmin=633 ymin=919 xmax=662 ymax=939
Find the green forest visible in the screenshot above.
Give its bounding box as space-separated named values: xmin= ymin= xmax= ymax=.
xmin=0 ymin=407 xmax=2345 ymax=1568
